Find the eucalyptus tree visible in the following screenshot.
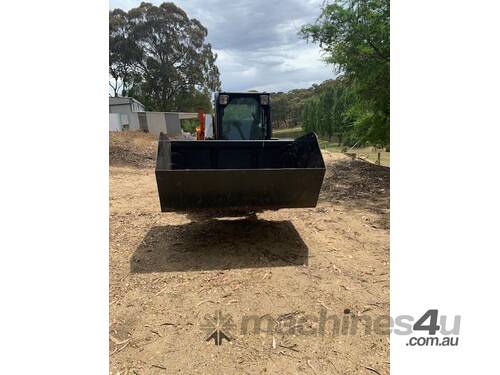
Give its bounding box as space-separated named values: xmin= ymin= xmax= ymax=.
xmin=109 ymin=2 xmax=220 ymax=111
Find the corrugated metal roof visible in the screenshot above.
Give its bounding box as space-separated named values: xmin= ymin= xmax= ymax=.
xmin=109 ymin=96 xmax=145 ymax=107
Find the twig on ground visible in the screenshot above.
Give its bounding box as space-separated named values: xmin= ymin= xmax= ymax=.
xmin=278 ymin=344 xmax=300 ymax=352
xmin=110 ymin=335 xmax=129 ymax=345
xmin=151 ymin=364 xmax=167 ymax=370
xmin=110 ymin=341 xmax=130 ymax=356
xmin=151 ymin=330 xmax=161 ymax=337
xmin=307 ymin=359 xmax=318 ymax=374
xmin=361 ymin=365 xmax=382 ymax=375
xmin=155 ymin=287 xmax=169 ymax=296
xmin=317 ymin=299 xmax=331 ymax=310
xmin=159 ymin=322 xmax=176 ymax=327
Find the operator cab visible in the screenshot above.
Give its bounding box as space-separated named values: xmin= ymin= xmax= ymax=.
xmin=214 ymin=92 xmax=272 ymax=140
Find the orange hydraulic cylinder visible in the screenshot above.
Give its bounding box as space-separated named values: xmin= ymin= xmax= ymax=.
xmin=196 ymin=112 xmax=206 ymax=140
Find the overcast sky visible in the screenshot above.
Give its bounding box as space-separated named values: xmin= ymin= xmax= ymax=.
xmin=109 ymin=0 xmax=335 ymax=93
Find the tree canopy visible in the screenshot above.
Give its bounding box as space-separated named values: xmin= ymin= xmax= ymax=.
xmin=301 ymin=0 xmax=389 ymax=146
xmin=302 ymin=79 xmax=354 ymax=144
xmin=270 ymin=80 xmax=338 ymax=129
xmin=109 ymin=2 xmax=220 ymax=112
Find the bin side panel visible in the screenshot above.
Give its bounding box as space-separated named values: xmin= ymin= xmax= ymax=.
xmin=155 ymin=168 xmax=325 ymax=212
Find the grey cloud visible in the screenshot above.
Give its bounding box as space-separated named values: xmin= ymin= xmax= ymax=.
xmin=109 ymin=0 xmax=335 ymax=92
xmin=188 ymin=0 xmax=319 ymax=50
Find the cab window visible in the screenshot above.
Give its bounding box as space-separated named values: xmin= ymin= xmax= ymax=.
xmin=220 ymin=97 xmax=265 ymax=140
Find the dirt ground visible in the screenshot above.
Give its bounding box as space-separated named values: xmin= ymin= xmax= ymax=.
xmin=109 ymin=131 xmax=390 ymax=374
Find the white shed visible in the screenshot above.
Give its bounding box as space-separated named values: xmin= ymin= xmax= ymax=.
xmin=109 ymin=97 xmax=145 ymax=130
xmin=145 ymin=112 xmax=198 ymax=136
xmin=109 ymin=113 xmax=122 ymax=131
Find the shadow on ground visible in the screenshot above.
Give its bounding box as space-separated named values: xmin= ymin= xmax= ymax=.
xmin=131 ymin=219 xmax=308 ymax=273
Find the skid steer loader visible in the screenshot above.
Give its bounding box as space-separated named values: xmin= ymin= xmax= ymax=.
xmin=155 ymin=91 xmax=325 ymax=213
